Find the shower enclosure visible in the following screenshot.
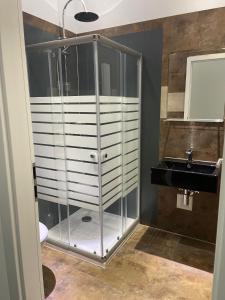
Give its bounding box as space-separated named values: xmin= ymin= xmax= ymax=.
xmin=27 ymin=34 xmax=142 ymax=262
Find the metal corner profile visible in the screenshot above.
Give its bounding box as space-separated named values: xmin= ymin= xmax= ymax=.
xmin=26 ymin=33 xmax=142 ymax=57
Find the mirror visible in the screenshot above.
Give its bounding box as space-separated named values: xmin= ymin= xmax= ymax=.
xmin=167 ymin=50 xmax=225 ymax=122
xmin=184 ymin=53 xmax=225 ymax=121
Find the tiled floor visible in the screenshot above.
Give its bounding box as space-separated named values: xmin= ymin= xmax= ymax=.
xmin=135 ymin=227 xmax=215 ymax=273
xmin=42 ymin=225 xmax=214 ymax=300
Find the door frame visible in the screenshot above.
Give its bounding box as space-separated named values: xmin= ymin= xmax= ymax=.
xmin=2 ymin=0 xmax=225 ymax=299
xmin=0 ymin=0 xmax=43 ymax=299
xmin=212 ymin=126 xmax=225 ymax=299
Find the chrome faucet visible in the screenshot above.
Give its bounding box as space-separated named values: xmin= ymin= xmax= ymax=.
xmin=186 ymin=148 xmax=193 ymax=168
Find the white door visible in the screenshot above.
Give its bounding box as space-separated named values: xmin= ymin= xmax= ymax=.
xmin=0 ymin=0 xmax=43 ymax=299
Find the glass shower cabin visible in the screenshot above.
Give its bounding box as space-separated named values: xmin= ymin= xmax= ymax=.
xmin=27 ymin=35 xmax=142 ymax=262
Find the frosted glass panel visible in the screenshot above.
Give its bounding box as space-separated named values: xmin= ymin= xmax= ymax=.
xmin=188 ymin=57 xmax=225 ymax=120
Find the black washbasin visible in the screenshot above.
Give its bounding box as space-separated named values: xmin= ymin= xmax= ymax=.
xmin=151 ymin=158 xmax=220 ymax=193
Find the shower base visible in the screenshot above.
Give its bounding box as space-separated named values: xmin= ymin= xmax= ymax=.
xmin=48 ymin=208 xmax=134 ymax=257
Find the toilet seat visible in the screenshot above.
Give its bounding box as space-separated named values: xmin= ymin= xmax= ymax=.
xmin=39 ymin=222 xmax=48 ymax=243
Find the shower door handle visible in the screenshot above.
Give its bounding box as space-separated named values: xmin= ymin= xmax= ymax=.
xmin=101 ymin=152 xmax=108 ymax=162
xmin=90 ymin=152 xmax=108 ymax=162
xmin=90 ymin=152 xmax=98 ymax=162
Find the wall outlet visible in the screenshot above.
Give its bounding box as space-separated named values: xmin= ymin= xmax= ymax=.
xmin=177 ymin=193 xmax=193 ymax=211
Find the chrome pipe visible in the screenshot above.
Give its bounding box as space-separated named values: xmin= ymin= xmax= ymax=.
xmin=62 ymin=0 xmax=87 ymax=38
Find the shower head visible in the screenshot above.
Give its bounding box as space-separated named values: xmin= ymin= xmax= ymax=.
xmin=62 ymin=0 xmax=99 ymax=38
xmin=74 ymin=11 xmax=99 ymax=22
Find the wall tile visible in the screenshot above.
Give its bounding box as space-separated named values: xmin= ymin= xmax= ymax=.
xmin=160 ymin=121 xmax=224 ymax=161
xmin=167 ymin=92 xmax=185 ymax=112
xmin=156 ymin=186 xmax=219 ymax=243
xmin=160 ymin=86 xmax=168 ymax=118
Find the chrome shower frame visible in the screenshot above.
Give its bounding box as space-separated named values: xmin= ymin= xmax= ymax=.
xmin=28 ymin=34 xmax=142 ymax=264
xmin=27 ymin=34 xmax=141 ymax=57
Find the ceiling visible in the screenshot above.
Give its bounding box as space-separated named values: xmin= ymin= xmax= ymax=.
xmin=22 ymin=0 xmax=225 ymax=34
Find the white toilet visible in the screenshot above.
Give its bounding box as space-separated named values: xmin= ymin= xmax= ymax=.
xmin=39 ymin=222 xmax=48 ymax=244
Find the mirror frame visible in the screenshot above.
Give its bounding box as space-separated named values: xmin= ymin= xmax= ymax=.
xmin=184 ymin=52 xmax=225 ymax=122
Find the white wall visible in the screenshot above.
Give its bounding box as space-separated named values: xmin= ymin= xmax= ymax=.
xmin=0 ymin=0 xmax=44 ymax=298
xmin=22 ymin=0 xmax=225 ymax=34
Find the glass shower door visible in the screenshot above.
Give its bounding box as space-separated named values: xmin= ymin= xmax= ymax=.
xmin=122 ymin=53 xmax=141 ymax=231
xmin=97 ymin=42 xmax=123 ymax=257
xmin=96 ymin=41 xmax=141 ymax=257
xmin=28 ymin=47 xmax=69 ymax=246
xmin=59 ymin=42 xmax=102 ymax=257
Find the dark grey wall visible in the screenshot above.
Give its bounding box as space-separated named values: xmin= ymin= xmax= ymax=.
xmin=24 ymin=23 xmax=58 ymax=44
xmin=24 ymin=24 xmax=58 ymax=97
xmin=25 ymin=24 xmax=95 ymax=97
xmin=113 ymin=29 xmax=163 ymax=225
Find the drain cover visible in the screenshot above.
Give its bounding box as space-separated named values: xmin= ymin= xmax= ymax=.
xmin=82 ymin=216 xmax=92 ymax=222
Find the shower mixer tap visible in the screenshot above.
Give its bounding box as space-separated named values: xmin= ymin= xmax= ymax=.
xmin=186 ymin=148 xmax=193 ymax=168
